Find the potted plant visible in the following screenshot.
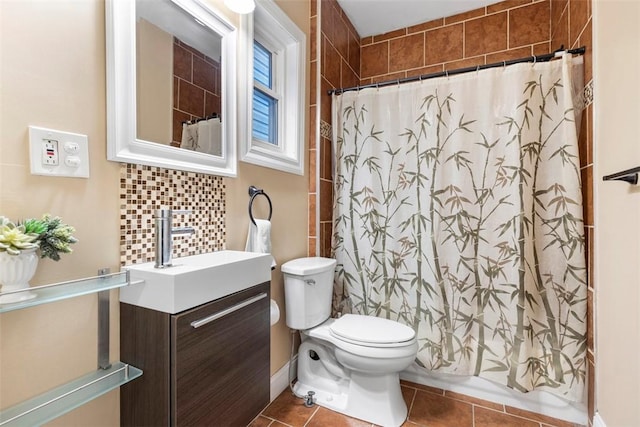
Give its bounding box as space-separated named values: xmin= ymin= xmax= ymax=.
xmin=0 ymin=214 xmax=77 ymax=303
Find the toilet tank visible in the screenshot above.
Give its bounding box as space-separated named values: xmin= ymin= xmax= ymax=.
xmin=282 ymin=257 xmax=337 ymax=330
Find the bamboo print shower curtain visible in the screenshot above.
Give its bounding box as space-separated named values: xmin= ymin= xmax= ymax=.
xmin=332 ymin=55 xmax=586 ymax=401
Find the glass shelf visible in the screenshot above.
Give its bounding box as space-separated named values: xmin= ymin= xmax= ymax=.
xmin=0 ymin=271 xmax=131 ymax=314
xmin=0 ymin=362 xmax=143 ymax=427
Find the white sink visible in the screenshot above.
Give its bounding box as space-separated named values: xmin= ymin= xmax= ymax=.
xmin=120 ymin=251 xmax=272 ymax=314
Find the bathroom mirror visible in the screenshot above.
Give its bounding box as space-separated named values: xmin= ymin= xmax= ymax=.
xmin=106 ymin=0 xmax=238 ymax=176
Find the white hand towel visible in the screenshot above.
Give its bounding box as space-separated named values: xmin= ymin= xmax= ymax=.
xmin=208 ymin=117 xmax=222 ymax=157
xmin=245 ymin=219 xmax=276 ymax=269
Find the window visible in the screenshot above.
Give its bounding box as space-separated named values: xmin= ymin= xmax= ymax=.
xmin=252 ymin=41 xmax=278 ymax=145
xmin=240 ymin=0 xmax=306 ymax=175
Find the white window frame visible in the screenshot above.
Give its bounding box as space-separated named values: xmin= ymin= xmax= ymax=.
xmin=240 ymin=0 xmax=306 ymax=175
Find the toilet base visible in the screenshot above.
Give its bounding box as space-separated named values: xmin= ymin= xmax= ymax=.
xmin=295 ymin=340 xmax=408 ymax=427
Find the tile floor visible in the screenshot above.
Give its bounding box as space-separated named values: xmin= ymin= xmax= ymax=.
xmin=251 ymin=380 xmax=584 ymax=427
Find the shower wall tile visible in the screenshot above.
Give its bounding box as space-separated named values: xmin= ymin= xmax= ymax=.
xmin=373 ymin=28 xmax=407 ymax=43
xmin=407 ymin=18 xmax=444 ymax=34
xmin=444 ymin=7 xmax=486 ymax=24
xmin=119 ymin=163 xmax=225 ymax=266
xmin=569 ymin=0 xmax=589 ymax=43
xmin=509 ymin=1 xmax=550 ymax=48
xmin=315 ymin=0 xmax=361 ymax=257
xmin=389 ymin=33 xmax=424 ymax=72
xmin=172 ymin=38 xmax=221 ymax=146
xmin=359 ymin=0 xmax=555 ymax=87
xmin=361 ymin=42 xmax=389 ymax=78
xmin=485 ymin=46 xmax=531 ymax=64
xmin=465 ymin=13 xmax=508 ymax=57
xmin=425 ymin=24 xmax=464 ymax=64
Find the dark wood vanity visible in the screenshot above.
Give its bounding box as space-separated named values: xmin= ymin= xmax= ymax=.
xmin=120 ymin=282 xmax=270 ymax=426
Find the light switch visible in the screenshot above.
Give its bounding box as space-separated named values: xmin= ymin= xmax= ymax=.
xmin=28 ymin=126 xmax=90 ymax=178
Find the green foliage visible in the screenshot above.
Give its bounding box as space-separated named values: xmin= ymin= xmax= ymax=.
xmin=0 ymin=214 xmax=77 ymax=261
xmin=0 ymin=216 xmax=39 ymax=255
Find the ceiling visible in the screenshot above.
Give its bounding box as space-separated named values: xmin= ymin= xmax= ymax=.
xmin=335 ymin=0 xmax=502 ymax=37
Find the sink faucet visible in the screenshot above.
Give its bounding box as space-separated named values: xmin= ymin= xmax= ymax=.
xmin=154 ymin=209 xmax=196 ymax=268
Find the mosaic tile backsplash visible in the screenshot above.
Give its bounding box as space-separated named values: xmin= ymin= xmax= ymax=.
xmin=119 ymin=163 xmax=225 ymax=266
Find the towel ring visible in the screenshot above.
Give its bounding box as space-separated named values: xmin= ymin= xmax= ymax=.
xmin=248 ymin=185 xmax=273 ymax=226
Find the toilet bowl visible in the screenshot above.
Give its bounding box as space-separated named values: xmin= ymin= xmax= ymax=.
xmin=282 ymin=257 xmax=418 ymax=427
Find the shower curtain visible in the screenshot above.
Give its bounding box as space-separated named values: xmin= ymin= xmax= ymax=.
xmin=331 ymin=54 xmax=586 ymax=401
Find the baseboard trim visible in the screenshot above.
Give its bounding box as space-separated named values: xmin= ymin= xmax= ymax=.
xmin=270 ymin=355 xmax=297 ymax=401
xmin=593 ymin=412 xmax=606 ymax=427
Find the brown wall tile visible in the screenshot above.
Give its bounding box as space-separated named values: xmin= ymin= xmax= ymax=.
xmin=569 ymin=0 xmax=589 ymax=43
xmin=445 ymin=7 xmax=485 ymax=25
xmin=533 ymin=41 xmax=551 ymax=54
xmin=406 ymin=64 xmax=445 ymax=78
xmin=204 ymin=92 xmax=220 ymax=116
xmin=178 ymin=80 xmax=204 ymax=116
xmin=465 ymin=12 xmax=508 ymax=57
xmin=310 ymin=60 xmax=318 ymax=104
xmin=371 ymin=71 xmax=406 ymax=84
xmin=373 ymin=28 xmax=407 ymax=43
xmin=551 ymin=0 xmax=569 ymax=36
xmin=360 ymin=35 xmax=373 ymax=46
xmin=444 ymin=56 xmax=485 ymax=71
xmin=320 ymin=180 xmax=333 ymax=222
xmin=320 ymin=0 xmax=336 ymax=44
xmin=348 ymin=31 xmax=361 ymax=74
xmin=361 ymin=42 xmax=389 ymax=77
xmin=551 ymin=6 xmax=569 ymax=51
xmin=408 ymin=18 xmax=444 ymax=34
xmin=334 ymin=14 xmax=350 ymax=59
xmin=389 ymin=33 xmax=424 ymax=72
xmin=425 ymin=24 xmax=464 ymax=65
xmin=311 ymin=16 xmax=318 ymax=61
xmin=174 ymin=43 xmax=192 ymax=81
xmin=509 ymin=1 xmax=550 ymax=47
xmin=192 ymin=56 xmax=215 ymax=93
xmin=308 ymin=193 xmax=317 ymax=235
xmin=486 ymin=46 xmax=531 ymax=64
xmin=487 ymin=0 xmax=532 ymax=14
xmin=342 ymin=59 xmax=359 ymax=87
xmin=324 ymin=37 xmax=342 ymax=87
xmin=580 ymin=20 xmax=592 ymax=82
xmin=581 ymin=166 xmax=593 ymax=226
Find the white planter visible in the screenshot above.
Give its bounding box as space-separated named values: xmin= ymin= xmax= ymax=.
xmin=0 ymin=249 xmax=39 ymax=303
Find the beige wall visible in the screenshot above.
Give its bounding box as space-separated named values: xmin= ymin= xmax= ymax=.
xmin=136 ymin=18 xmax=173 ymax=145
xmin=593 ymin=0 xmax=640 ymax=426
xmin=0 ymin=0 xmax=309 ymax=425
xmin=225 ymin=0 xmax=311 ymax=376
xmin=0 ymin=1 xmax=122 ymax=425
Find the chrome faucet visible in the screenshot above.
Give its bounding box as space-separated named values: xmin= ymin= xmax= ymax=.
xmin=154 ymin=209 xmax=196 ymax=268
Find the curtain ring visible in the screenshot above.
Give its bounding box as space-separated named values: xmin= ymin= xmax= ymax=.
xmin=376 ymin=82 xmax=380 ymax=91
xmin=445 ymin=69 xmax=449 ymax=79
xmin=476 ymin=65 xmax=480 ymax=75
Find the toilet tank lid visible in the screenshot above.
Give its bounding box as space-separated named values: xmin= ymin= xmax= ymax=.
xmin=281 ymin=257 xmax=337 ymax=276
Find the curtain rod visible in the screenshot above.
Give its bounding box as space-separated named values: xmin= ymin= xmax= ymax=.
xmin=328 ymin=46 xmax=586 ymax=96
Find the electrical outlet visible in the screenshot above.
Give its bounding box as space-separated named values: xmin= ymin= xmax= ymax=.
xmin=28 ymin=126 xmax=90 ymax=178
xmin=42 ymin=139 xmax=59 ymax=165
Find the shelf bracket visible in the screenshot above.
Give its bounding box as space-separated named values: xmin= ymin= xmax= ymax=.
xmin=97 ymin=268 xmax=112 ymax=370
xmin=602 ymin=166 xmax=640 ymax=185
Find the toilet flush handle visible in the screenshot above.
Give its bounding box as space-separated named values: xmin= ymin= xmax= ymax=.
xmin=304 ymin=279 xmax=315 ymax=286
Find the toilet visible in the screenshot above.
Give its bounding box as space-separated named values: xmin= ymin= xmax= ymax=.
xmin=282 ymin=257 xmax=418 ymax=427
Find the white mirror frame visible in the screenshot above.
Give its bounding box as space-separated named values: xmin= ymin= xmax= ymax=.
xmin=106 ymin=0 xmax=238 ymax=177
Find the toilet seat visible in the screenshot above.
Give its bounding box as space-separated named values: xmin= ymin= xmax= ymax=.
xmin=329 ymin=314 xmax=416 ymax=348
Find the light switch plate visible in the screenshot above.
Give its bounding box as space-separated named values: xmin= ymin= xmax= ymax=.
xmin=28 ymin=126 xmax=90 ymax=178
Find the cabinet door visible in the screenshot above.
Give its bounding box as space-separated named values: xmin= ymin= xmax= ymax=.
xmin=171 ymin=282 xmax=270 ymax=426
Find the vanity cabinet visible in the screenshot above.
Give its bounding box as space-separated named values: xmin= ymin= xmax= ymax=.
xmin=120 ymin=282 xmax=270 ymax=426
